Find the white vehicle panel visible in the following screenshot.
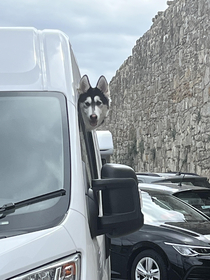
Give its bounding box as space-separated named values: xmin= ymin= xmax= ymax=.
xmin=0 ymin=27 xmax=76 ymax=104
xmin=0 ymin=225 xmax=76 ymax=279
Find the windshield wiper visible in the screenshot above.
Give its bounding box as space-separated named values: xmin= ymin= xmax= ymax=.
xmin=0 ymin=189 xmax=66 ymax=218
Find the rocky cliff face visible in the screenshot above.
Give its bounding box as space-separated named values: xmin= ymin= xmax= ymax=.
xmin=101 ymin=0 xmax=210 ymax=178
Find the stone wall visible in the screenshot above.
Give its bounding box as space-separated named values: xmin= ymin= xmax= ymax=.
xmin=101 ymin=0 xmax=210 ymax=178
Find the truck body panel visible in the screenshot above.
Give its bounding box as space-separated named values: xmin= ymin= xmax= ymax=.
xmin=0 ymin=27 xmax=142 ymax=280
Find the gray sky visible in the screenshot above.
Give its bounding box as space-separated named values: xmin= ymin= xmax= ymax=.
xmin=0 ymin=0 xmax=168 ymax=85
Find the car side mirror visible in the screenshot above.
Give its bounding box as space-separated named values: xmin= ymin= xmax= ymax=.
xmin=93 ymin=163 xmax=143 ymax=238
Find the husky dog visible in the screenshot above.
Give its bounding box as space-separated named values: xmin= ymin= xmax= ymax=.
xmin=78 ymin=75 xmax=110 ymax=131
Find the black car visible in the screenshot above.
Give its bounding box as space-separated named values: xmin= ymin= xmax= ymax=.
xmin=111 ymin=188 xmax=210 ymax=280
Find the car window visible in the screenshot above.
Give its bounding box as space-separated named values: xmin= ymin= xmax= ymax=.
xmin=175 ymin=191 xmax=210 ymax=211
xmin=142 ymin=191 xmax=208 ymax=224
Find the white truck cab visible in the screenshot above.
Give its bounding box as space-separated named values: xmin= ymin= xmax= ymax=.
xmin=0 ymin=27 xmax=143 ymax=280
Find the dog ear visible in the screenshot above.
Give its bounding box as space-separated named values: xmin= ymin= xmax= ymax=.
xmin=96 ymin=76 xmax=109 ymax=96
xmin=78 ymin=75 xmax=91 ymax=94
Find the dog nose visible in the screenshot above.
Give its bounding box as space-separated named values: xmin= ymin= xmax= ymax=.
xmin=90 ymin=114 xmax=97 ymax=120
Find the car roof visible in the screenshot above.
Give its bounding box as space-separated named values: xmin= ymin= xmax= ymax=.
xmin=153 ymin=175 xmax=208 ymax=182
xmin=136 ymin=172 xmax=210 ymax=187
xmin=155 ymin=172 xmax=200 ymax=177
xmin=136 ymin=171 xmax=200 ymax=177
xmin=138 ymin=182 xmax=210 ymax=195
xmin=136 ymin=172 xmax=161 ymax=177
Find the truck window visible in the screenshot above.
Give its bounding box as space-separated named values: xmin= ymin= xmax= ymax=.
xmin=0 ymin=91 xmax=70 ymax=236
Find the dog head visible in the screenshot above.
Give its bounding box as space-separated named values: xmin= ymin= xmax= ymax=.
xmin=78 ymin=75 xmax=110 ymax=131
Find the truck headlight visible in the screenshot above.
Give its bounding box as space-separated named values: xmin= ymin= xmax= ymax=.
xmin=10 ymin=254 xmax=81 ymax=280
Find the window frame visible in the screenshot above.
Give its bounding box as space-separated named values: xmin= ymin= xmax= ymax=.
xmin=78 ymin=107 xmax=98 ymax=184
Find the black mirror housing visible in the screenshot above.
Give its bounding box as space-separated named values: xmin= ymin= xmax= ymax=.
xmin=93 ymin=163 xmax=143 ymax=238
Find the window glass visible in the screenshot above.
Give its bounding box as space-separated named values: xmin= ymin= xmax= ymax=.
xmin=175 ymin=191 xmax=210 ymax=215
xmin=0 ymin=95 xmax=63 ymax=202
xmin=142 ymin=191 xmax=208 ymax=224
xmin=0 ymin=92 xmax=70 ymax=235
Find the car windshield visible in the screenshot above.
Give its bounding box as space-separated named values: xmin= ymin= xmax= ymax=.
xmin=0 ymin=92 xmax=70 ymax=236
xmin=142 ymin=190 xmax=208 ymax=224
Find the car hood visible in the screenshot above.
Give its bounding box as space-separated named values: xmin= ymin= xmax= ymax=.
xmin=117 ymin=222 xmax=210 ymax=248
xmin=163 ymin=221 xmax=210 ymax=236
xmin=151 ymin=221 xmax=210 ymax=245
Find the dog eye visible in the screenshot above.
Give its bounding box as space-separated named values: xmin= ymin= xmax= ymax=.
xmin=85 ymin=102 xmax=91 ymax=107
xmin=96 ymin=100 xmax=102 ymax=106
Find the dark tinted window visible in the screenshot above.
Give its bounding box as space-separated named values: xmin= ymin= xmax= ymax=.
xmin=175 ymin=190 xmax=210 ymax=216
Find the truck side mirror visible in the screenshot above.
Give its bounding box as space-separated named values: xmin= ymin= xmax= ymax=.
xmin=93 ymin=163 xmax=143 ymax=238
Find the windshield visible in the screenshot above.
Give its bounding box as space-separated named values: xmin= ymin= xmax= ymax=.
xmin=142 ymin=190 xmax=208 ymax=224
xmin=0 ymin=92 xmax=70 ymax=235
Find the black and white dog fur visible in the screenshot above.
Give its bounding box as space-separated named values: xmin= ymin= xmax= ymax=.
xmin=78 ymin=75 xmax=110 ymax=131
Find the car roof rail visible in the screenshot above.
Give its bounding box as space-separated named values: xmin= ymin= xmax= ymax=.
xmin=136 ymin=173 xmax=161 ymax=177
